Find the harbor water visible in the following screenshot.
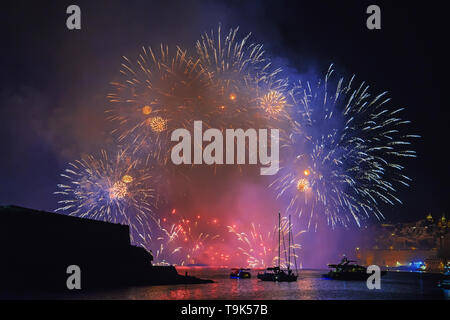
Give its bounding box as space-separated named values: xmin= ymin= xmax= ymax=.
xmin=80 ymin=267 xmax=449 ymax=300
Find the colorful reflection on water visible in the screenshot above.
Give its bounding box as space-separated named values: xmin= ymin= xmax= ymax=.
xmin=90 ymin=268 xmax=447 ymax=300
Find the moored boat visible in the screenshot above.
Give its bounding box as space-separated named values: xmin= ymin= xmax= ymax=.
xmin=257 ymin=212 xmax=298 ymax=282
xmin=257 ymin=267 xmax=298 ymax=282
xmin=323 ymin=257 xmax=387 ymax=280
xmin=230 ymin=268 xmax=251 ymax=279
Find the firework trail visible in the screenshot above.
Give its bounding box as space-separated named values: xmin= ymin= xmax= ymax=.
xmin=55 ymin=149 xmax=159 ymax=246
xmin=106 ymin=45 xmax=212 ymax=164
xmin=152 ymin=211 xmax=221 ymax=265
xmin=179 ymin=217 xmax=219 ymax=265
xmin=196 ymin=25 xmax=292 ymax=129
xmin=228 ymin=216 xmax=304 ymax=268
xmin=147 ymin=223 xmax=183 ymax=266
xmin=272 ymin=66 xmax=420 ymax=229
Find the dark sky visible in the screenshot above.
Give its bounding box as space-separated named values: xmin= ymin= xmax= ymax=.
xmin=0 ymin=0 xmax=448 ymax=223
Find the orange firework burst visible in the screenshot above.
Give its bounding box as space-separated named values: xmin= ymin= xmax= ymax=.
xmin=142 ymin=105 xmax=152 ymax=115
xmin=109 ymin=180 xmax=128 ymax=199
xmin=121 ymin=174 xmax=134 ymax=183
xmin=147 ymin=116 xmax=168 ymax=133
xmin=259 ymin=90 xmax=286 ymax=115
xmin=296 ymin=178 xmax=310 ymax=192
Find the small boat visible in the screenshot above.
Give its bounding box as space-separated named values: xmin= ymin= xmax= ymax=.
xmin=258 ymin=267 xmax=298 ymax=282
xmin=323 ymin=257 xmax=387 ymax=280
xmin=257 ymin=212 xmax=298 ymax=282
xmin=230 ymin=268 xmax=251 ymax=279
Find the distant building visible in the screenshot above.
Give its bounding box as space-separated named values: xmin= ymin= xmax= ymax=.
xmin=356 ymin=213 xmax=448 ymax=271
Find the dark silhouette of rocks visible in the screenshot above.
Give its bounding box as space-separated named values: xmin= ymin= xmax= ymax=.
xmin=0 ymin=205 xmax=212 ymax=293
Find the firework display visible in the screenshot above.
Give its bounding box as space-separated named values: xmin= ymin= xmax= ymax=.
xmin=196 ymin=25 xmax=292 ymax=129
xmin=272 ymin=66 xmax=419 ymax=229
xmin=106 ymin=45 xmax=212 ymax=164
xmin=55 ymin=149 xmax=158 ymax=246
xmin=228 ymin=217 xmax=304 ymax=268
xmin=55 ymin=26 xmax=418 ymax=266
xmin=152 ymin=211 xmax=221 ymax=265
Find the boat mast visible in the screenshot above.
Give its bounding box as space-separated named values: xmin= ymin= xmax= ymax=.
xmin=278 ymin=211 xmax=281 ymax=269
xmin=288 ymin=215 xmax=291 ymax=271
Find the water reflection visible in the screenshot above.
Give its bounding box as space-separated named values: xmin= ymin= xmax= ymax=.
xmin=85 ymin=267 xmax=447 ymax=300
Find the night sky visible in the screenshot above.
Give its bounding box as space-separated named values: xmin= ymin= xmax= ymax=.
xmin=1 ymin=0 xmax=448 ymax=226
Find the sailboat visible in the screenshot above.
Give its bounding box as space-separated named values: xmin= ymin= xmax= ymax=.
xmin=257 ymin=212 xmax=298 ymax=282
